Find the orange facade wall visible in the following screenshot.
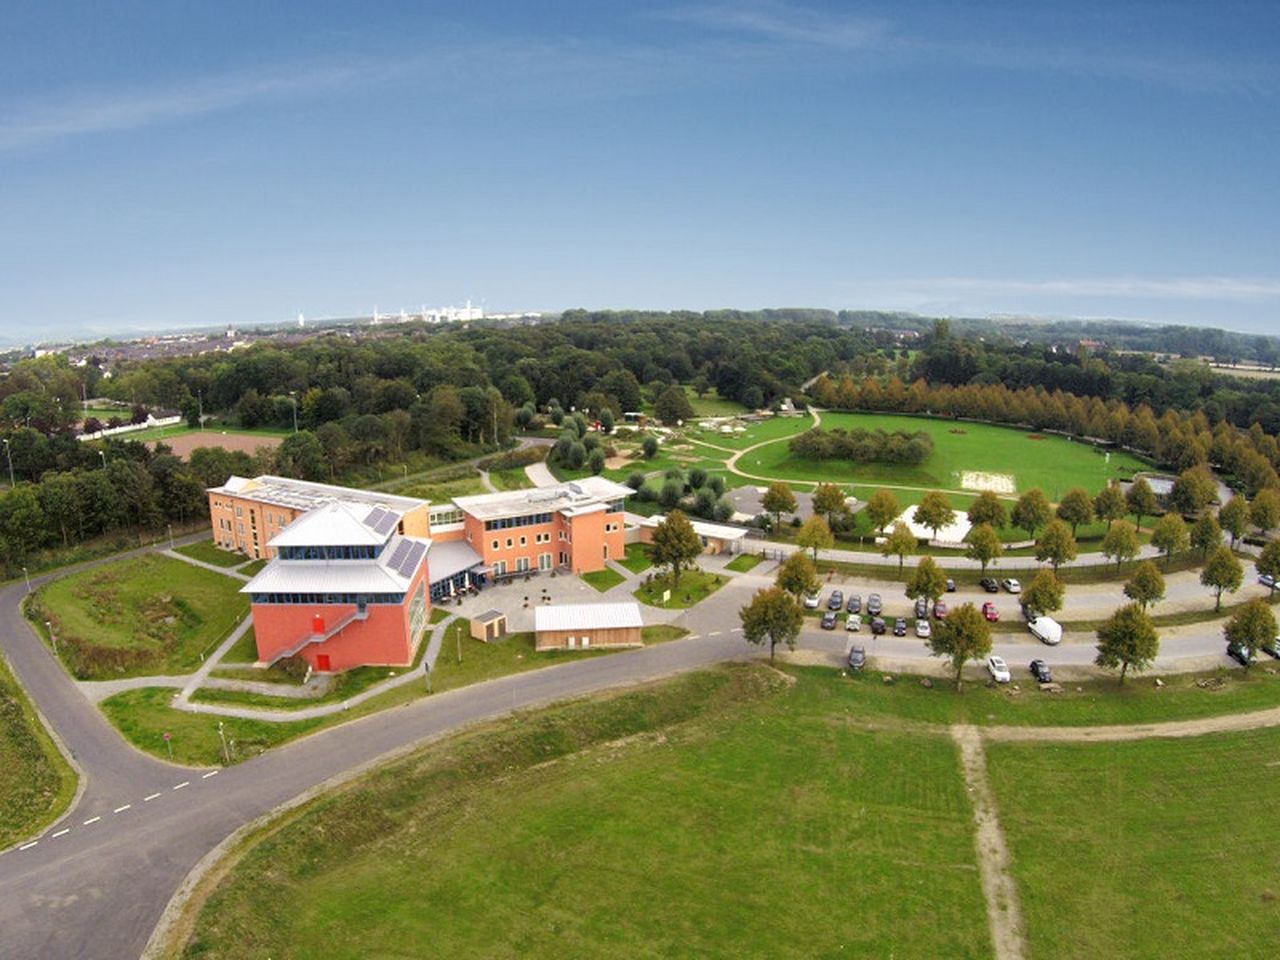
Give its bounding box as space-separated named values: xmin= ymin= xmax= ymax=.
xmin=461 ymin=507 xmax=626 ymax=576
xmin=208 ymin=492 xmax=303 ymax=559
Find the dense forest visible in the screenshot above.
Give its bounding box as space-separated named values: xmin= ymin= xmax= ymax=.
xmin=1 ymin=310 xmax=1279 ymax=574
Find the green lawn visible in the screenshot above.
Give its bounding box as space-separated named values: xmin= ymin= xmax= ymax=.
xmin=400 ymin=473 xmax=487 ymax=501
xmin=685 ymin=385 xmax=748 ymax=417
xmin=173 ymin=666 xmax=990 ymax=960
xmin=581 ymin=567 xmax=625 ymax=592
xmin=687 ymin=413 xmax=813 ymax=450
xmin=219 ymin=627 xmax=259 ymax=664
xmin=634 ymin=568 xmax=726 ymax=608
xmin=988 ymin=727 xmax=1280 ymax=959
xmin=725 ymin=553 xmax=764 ymax=573
xmin=617 ymin=542 xmax=654 ymax=574
xmin=488 ymin=467 xmax=534 ymax=491
xmin=742 ymin=412 xmax=1146 ymax=501
xmin=239 ymin=558 xmax=268 ymax=577
xmin=0 ymin=653 xmax=77 ymax=848
xmin=28 ymin=554 xmax=250 ymax=679
xmin=175 ymin=539 xmax=248 ymax=568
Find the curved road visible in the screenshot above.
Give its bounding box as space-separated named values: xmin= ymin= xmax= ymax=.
xmin=0 ymin=541 xmax=1262 ymax=959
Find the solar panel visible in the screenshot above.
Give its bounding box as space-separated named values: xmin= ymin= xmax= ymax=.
xmin=387 ymin=539 xmax=411 ymax=569
xmin=364 ymin=506 xmax=388 ymax=529
xmin=398 ymin=541 xmax=426 ymax=577
xmin=374 ymin=512 xmax=399 ymax=535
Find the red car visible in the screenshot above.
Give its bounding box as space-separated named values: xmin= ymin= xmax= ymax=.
xmin=982 ymin=601 xmax=1000 ymax=622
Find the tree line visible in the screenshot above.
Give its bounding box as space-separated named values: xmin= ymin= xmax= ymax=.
xmin=788 ymin=427 xmax=933 ymax=465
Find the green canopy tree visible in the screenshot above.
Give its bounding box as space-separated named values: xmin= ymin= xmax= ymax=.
xmin=775 ymin=551 xmax=819 ymax=600
xmin=1251 ymin=488 xmax=1280 ymax=536
xmin=1200 ymin=545 xmax=1243 ymax=612
xmin=966 ymin=491 xmax=1008 ymax=530
xmin=1094 ymin=602 xmax=1159 ymax=685
xmin=1218 ymin=495 xmax=1250 ymax=547
xmin=740 ymin=587 xmax=803 ymax=664
xmin=762 ymin=481 xmax=798 ymax=531
xmin=1223 ymin=598 xmax=1277 ymax=665
xmin=796 ymin=514 xmax=834 ymax=561
xmin=1170 ymin=466 xmax=1217 ymax=516
xmin=642 ymin=435 xmax=659 ymax=459
xmin=880 ymin=521 xmax=916 ymax=572
xmin=654 ymin=385 xmax=695 ymax=425
xmin=905 ymin=556 xmax=949 ymax=604
xmin=913 ymin=491 xmax=955 ymax=541
xmin=1101 ymin=519 xmax=1140 ymax=572
xmin=1126 ymin=477 xmax=1158 ymax=531
xmin=1012 ymin=488 xmax=1052 ymax=540
xmin=1094 ymin=483 xmax=1128 ymax=532
xmin=650 ymin=509 xmax=703 ymax=589
xmin=1035 ymin=519 xmax=1078 ymax=572
xmin=1023 ymin=568 xmax=1065 ymax=616
xmin=964 ymin=523 xmax=1004 ymax=574
xmin=811 ymin=483 xmax=848 ymax=527
xmin=1056 ymin=487 xmax=1094 ymax=536
xmin=1123 ymin=560 xmax=1166 ymax=610
xmin=1190 ymin=512 xmax=1222 ymax=557
xmin=864 ymin=489 xmax=900 ymax=538
xmin=1150 ymin=513 xmax=1188 ymax=568
xmin=1257 ymin=540 xmax=1280 ymax=597
xmin=927 ymin=602 xmax=992 ymax=691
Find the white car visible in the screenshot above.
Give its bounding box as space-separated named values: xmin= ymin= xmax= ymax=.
xmin=803 ymin=593 xmax=821 ymax=609
xmin=987 ymin=656 xmax=1012 ymax=683
xmin=1001 ymin=578 xmax=1022 ymax=594
xmin=845 ymin=614 xmax=861 ymax=632
xmin=914 ymin=619 xmax=932 ymax=639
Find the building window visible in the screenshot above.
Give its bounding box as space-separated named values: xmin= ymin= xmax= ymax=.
xmin=506 ymin=538 xmax=513 ymax=549
xmin=519 ymin=536 xmax=527 ymax=546
xmin=539 ymin=552 xmax=551 ymax=570
xmin=491 ymin=539 xmax=499 ymax=551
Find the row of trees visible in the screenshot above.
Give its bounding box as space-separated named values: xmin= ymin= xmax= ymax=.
xmin=787 ymin=427 xmax=933 ymax=465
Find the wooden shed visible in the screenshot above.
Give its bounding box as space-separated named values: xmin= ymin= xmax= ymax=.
xmin=533 ymin=602 xmax=643 ymax=651
xmin=470 ymin=609 xmax=508 ymax=643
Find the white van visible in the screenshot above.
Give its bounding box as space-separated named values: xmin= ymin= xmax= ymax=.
xmin=1029 ymin=616 xmax=1062 ymax=646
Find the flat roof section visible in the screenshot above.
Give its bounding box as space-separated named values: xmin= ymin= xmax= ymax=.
xmin=639 ymin=514 xmax=750 ymax=541
xmin=210 ymin=474 xmax=426 ymax=513
xmin=534 ymin=602 xmax=644 ymax=633
xmin=453 ymin=476 xmax=632 ymax=522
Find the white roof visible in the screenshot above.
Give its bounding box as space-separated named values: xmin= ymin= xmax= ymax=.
xmin=209 ymin=474 xmax=425 ymax=512
xmin=454 ymin=476 xmax=631 ymax=522
xmin=640 ymin=514 xmax=750 ymax=541
xmin=242 ymin=534 xmax=430 ymax=595
xmin=269 ymin=501 xmax=396 ymax=548
xmin=535 ymin=602 xmax=643 ymax=633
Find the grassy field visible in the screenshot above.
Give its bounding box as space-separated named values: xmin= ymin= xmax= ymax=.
xmin=175 ymin=539 xmax=248 ymax=568
xmin=488 ymin=467 xmax=534 ymax=491
xmin=218 ymin=627 xmax=259 ymax=664
xmin=400 ymin=473 xmax=487 ymax=502
xmin=725 ymin=553 xmax=764 ymax=573
xmin=988 ymin=727 xmax=1280 ymax=959
xmin=685 ymin=385 xmax=748 ymax=417
xmin=617 ymin=542 xmax=654 ymax=574
xmin=741 ymin=412 xmax=1145 ymax=501
xmin=173 ymin=665 xmax=991 ymax=959
xmin=0 ymin=653 xmax=77 ymax=849
xmin=634 ymin=568 xmax=726 ymax=608
xmin=29 ymin=554 xmax=249 ymax=679
xmin=581 ymin=567 xmax=625 ymax=592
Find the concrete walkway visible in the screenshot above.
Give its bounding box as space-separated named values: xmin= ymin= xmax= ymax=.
xmin=524 ymin=460 xmax=558 ymax=488
xmin=173 ymin=616 xmax=254 ymax=707
xmin=161 ymin=549 xmax=251 ymax=582
xmin=202 ymin=675 xmax=332 ymax=699
xmin=77 ymin=674 xmax=189 ymax=703
xmin=478 ymin=469 xmax=498 ymax=493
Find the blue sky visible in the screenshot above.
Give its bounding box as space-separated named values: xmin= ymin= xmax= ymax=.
xmin=2 ymin=1 xmax=1278 ymax=340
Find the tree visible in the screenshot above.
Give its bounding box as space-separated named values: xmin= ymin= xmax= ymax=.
xmin=905 ymin=556 xmax=948 ymax=603
xmin=1123 ymin=560 xmax=1165 ymax=610
xmin=880 ymin=522 xmax=916 ymax=571
xmin=740 ymin=587 xmax=803 ymax=664
xmin=796 ymin=515 xmax=834 ymax=561
xmin=1170 ymin=467 xmax=1216 ymax=516
xmin=966 ymin=491 xmax=1008 ymax=530
xmin=1126 ymin=477 xmax=1158 ymax=530
xmin=1035 ymin=519 xmax=1078 ymax=572
xmin=1101 ymin=519 xmax=1140 ymax=571
xmin=1012 ymin=488 xmax=1052 ymax=540
xmin=1190 ymin=511 xmax=1222 ymax=557
xmin=653 ymin=385 xmax=695 ymax=425
xmin=1257 ymin=540 xmax=1280 ymax=597
xmin=1200 ymin=545 xmax=1243 ymax=612
xmin=588 ymin=448 xmax=606 ymax=475
xmin=658 ymin=478 xmax=683 ymax=509
xmin=1055 ymin=487 xmax=1094 ymax=536
xmin=775 ymin=551 xmax=819 ymax=600
xmin=913 ymin=491 xmax=955 ymax=541
xmin=598 ymin=408 xmax=615 ymax=434
xmin=649 ymin=510 xmax=703 ymax=589
xmin=965 ymin=523 xmax=1004 ymax=574
xmin=1094 ymin=482 xmax=1128 ymax=531
xmin=1150 ymin=513 xmax=1188 ymax=567
xmin=1223 ymin=598 xmax=1277 ymax=665
xmin=762 ymin=481 xmax=798 ymax=531
xmin=1094 ymin=602 xmax=1159 ymax=684
xmin=812 ymin=483 xmax=848 ymax=527
xmin=642 ymin=435 xmax=659 ymax=459
xmin=1219 ymin=495 xmax=1250 ymax=547
xmin=1251 ymin=488 xmax=1280 ymax=535
xmin=1022 ymin=568 xmax=1064 ymax=616
xmin=864 ymin=489 xmax=900 ymax=538
xmin=927 ymin=603 xmax=992 ymax=691
xmin=276 ymin=430 xmax=326 ymax=482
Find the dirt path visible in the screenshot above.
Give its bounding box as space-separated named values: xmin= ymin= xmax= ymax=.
xmin=985 ymin=703 xmax=1280 ymax=743
xmin=952 ymin=724 xmax=1027 ymax=960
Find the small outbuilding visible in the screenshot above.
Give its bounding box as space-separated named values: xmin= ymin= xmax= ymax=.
xmin=637 ymin=514 xmax=750 ymax=555
xmin=534 ymin=602 xmax=643 ymax=652
xmin=470 ymin=609 xmax=508 ymax=643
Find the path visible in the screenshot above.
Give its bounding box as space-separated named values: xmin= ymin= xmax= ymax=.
xmin=478 ymin=469 xmax=498 ymax=493
xmin=161 ymin=549 xmax=251 ymax=581
xmin=524 ymin=459 xmax=557 ymax=488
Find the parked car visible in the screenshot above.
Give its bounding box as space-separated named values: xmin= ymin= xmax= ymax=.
xmin=1029 ymin=659 xmax=1053 ymax=683
xmin=982 ymin=601 xmax=999 ymax=622
xmin=847 ymin=594 xmax=862 ymax=614
xmin=933 ymin=599 xmax=948 ymax=620
xmin=914 ymin=597 xmax=929 ymax=619
xmin=867 ymin=593 xmax=883 ymax=615
xmin=845 ymin=613 xmax=861 ymax=632
xmin=893 ymin=617 xmax=908 ymax=636
xmin=979 ymin=577 xmax=999 ymax=593
xmin=870 ymin=617 xmax=887 ymax=635
xmin=1020 ymin=603 xmax=1039 ymax=622
xmin=1226 ymin=642 xmax=1255 ymax=667
xmin=1261 ymin=573 xmax=1277 ymax=590
xmin=987 ymin=656 xmax=1012 ymax=683
xmin=915 ymin=618 xmax=932 ymax=639
xmin=1002 ymin=578 xmax=1022 ymax=594
xmin=828 ymin=590 xmax=844 ymax=611
xmin=821 ymin=611 xmax=838 ymax=630
xmin=1029 ymin=615 xmax=1063 ymax=646
xmin=1263 ymin=636 xmax=1280 ymax=659
xmin=848 ymin=645 xmax=866 ymax=670
xmin=803 ymin=592 xmax=821 ymax=609
xmin=945 ymin=578 xmax=956 ymax=593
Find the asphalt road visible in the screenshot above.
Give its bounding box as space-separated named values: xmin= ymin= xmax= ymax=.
xmin=0 ymin=543 xmax=1259 ymax=960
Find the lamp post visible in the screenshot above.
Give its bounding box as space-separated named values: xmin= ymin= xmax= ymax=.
xmin=98 ymin=450 xmax=107 ymax=468
xmin=288 ymin=392 xmax=298 ymax=433
xmin=45 ymin=620 xmax=57 ymax=657
xmin=168 ymin=523 xmax=174 ymax=549
xmin=217 ymin=721 xmax=230 ymax=765
xmin=2 ymin=438 xmax=13 ymax=488
xmin=197 ymin=390 xmax=204 ymax=431
xmin=22 ymin=566 xmax=30 ymax=591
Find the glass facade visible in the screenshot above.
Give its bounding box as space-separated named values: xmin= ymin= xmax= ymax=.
xmin=277 ymin=544 xmax=383 ymax=561
xmin=250 ymin=592 xmax=404 ymax=605
xmin=484 ymin=512 xmax=554 ymax=531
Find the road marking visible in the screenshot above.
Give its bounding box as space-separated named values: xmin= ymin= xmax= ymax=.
xmin=18 ymin=841 xmax=38 ymax=851
xmin=143 ymin=792 xmax=161 ymax=802
xmin=113 ymin=804 xmax=131 ymax=814
xmin=83 ymin=816 xmax=101 ymax=826
xmin=708 ymin=631 xmax=721 ymax=636
xmin=731 ymin=627 xmax=743 ymax=632
xmin=51 ymin=828 xmax=70 ymax=838
xmin=173 ymin=781 xmax=189 ymax=791
xmin=201 ymin=770 xmax=219 ymax=779
xmin=688 ymin=634 xmax=701 ymax=640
